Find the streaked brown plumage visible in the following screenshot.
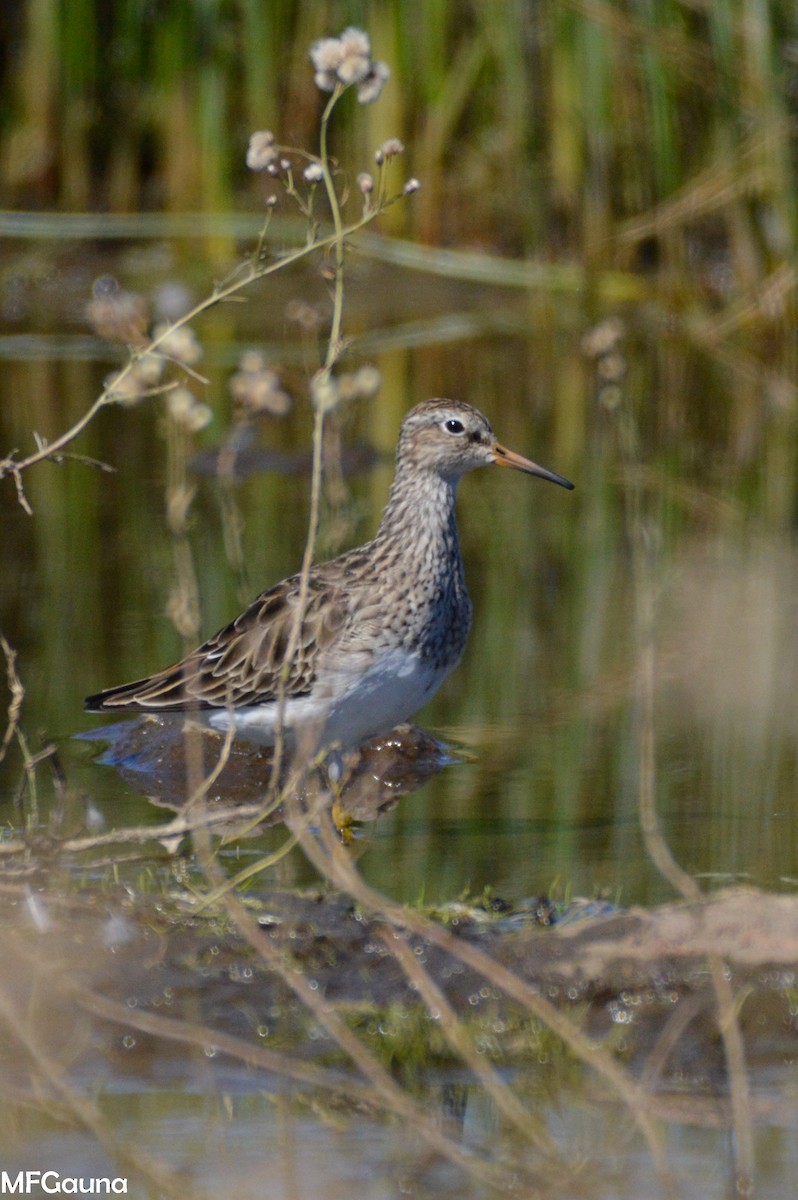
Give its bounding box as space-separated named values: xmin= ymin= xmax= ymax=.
xmin=85 ymin=399 xmax=573 ymax=751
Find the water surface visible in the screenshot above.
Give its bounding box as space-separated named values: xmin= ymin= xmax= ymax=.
xmin=1 ymin=226 xmax=796 ymax=1197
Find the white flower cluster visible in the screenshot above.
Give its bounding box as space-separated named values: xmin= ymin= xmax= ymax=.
xmin=167 ymin=386 xmax=213 ymax=433
xmin=246 ymin=130 xmax=278 ymax=172
xmin=310 ymin=27 xmax=390 ymax=104
xmin=101 ymin=316 xmax=204 ymax=407
xmin=153 ymin=322 xmax=203 ymax=366
xmin=311 ymin=365 xmax=382 ymax=412
xmin=86 ymin=280 xmax=148 ymax=345
xmin=229 ymin=351 xmax=292 ymax=416
xmin=375 ymin=137 xmax=404 ymax=165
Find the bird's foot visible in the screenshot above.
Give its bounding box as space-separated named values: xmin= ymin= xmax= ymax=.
xmin=322 ymin=745 xmax=355 ymax=842
xmin=331 ymin=796 xmax=354 ymax=844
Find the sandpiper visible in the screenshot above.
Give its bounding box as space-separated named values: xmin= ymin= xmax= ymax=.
xmin=85 ymin=400 xmax=573 ymax=755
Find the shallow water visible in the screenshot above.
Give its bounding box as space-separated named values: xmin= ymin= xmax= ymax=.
xmin=1 ymin=225 xmax=797 ymax=1196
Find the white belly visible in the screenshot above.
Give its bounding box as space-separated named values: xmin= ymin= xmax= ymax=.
xmin=206 ymin=647 xmax=452 ymax=752
xmin=324 ymin=647 xmax=451 ymax=748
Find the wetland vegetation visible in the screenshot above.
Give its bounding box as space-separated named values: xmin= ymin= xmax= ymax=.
xmin=2 ymin=4 xmax=798 ymax=1197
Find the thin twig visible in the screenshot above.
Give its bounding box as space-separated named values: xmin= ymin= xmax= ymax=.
xmin=298 ymin=811 xmax=678 ymax=1196
xmin=0 ymin=802 xmax=275 ymax=860
xmin=191 ymin=823 xmax=517 ymax=1194
xmin=0 ymin=983 xmax=187 ymax=1197
xmin=381 ymin=928 xmax=561 ymax=1166
xmin=0 ymin=209 xmax=383 ymax=494
xmin=269 ymin=83 xmax=347 ymax=792
xmin=0 ymin=633 xmax=24 ymax=766
xmin=72 ymin=984 xmax=376 ymax=1104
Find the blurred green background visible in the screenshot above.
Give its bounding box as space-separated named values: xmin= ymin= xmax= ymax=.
xmin=2 ymin=0 xmax=797 ymax=266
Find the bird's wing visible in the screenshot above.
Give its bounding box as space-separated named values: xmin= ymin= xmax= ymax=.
xmin=85 ymin=573 xmax=350 ymax=713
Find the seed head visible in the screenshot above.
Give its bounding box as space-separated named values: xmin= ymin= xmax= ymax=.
xmin=352 ymin=365 xmax=381 ymax=398
xmin=380 ymin=138 xmax=404 ymax=159
xmin=86 ymin=282 xmax=148 ymax=345
xmin=337 ymin=365 xmax=382 ymax=402
xmin=153 ymin=322 xmax=203 ymax=366
xmin=104 ymin=368 xmax=147 ymax=405
xmin=311 ymin=372 xmax=339 ymax=413
xmin=310 ymin=36 xmax=343 ymax=92
xmin=309 ymin=27 xmax=389 ymax=103
xmin=246 ymin=131 xmax=278 ymax=172
xmin=337 ymin=27 xmax=372 ymax=85
xmin=153 ymin=282 xmax=193 ymax=322
xmin=597 ymin=352 xmax=627 ymax=384
xmin=134 ymin=351 xmax=165 ymax=386
xmin=167 ymin=387 xmax=213 ymax=432
xmin=580 ymin=317 xmax=626 ymax=360
xmin=285 ymin=299 xmax=323 ymax=332
xmin=229 ymin=351 xmax=292 ymax=417
xmin=357 ymin=61 xmax=390 ymax=104
xmin=310 ymin=36 xmax=344 ymax=74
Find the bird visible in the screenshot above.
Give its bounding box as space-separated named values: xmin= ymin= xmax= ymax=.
xmin=85 ymin=399 xmax=573 ymax=759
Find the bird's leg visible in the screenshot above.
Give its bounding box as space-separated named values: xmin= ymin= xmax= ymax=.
xmin=325 ymin=747 xmax=354 ymax=842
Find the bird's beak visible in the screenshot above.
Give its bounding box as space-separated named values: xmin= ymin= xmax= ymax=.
xmin=492 ymin=442 xmax=575 ymax=490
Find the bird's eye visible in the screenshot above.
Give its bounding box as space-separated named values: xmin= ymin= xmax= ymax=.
xmin=444 ymin=418 xmax=465 ymax=434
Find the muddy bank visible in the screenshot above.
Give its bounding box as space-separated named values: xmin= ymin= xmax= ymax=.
xmin=1 ymin=884 xmax=795 ymax=1082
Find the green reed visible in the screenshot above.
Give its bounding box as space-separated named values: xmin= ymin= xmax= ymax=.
xmin=3 ymin=0 xmax=797 ymax=280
